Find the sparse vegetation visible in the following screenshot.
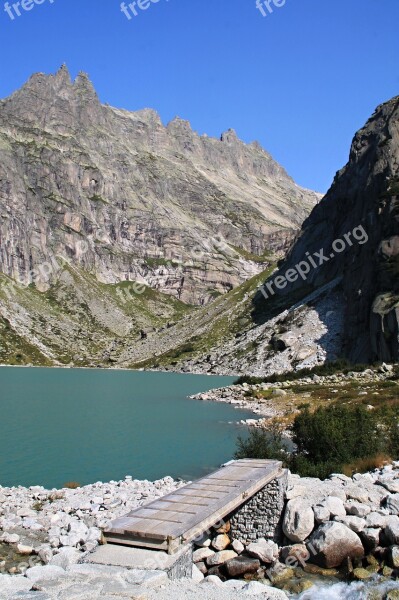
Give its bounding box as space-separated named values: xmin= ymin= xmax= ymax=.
xmin=63 ymin=482 xmax=81 ymax=489
xmin=236 ymin=389 xmax=399 ymax=479
xmin=234 ymin=359 xmax=372 ymax=386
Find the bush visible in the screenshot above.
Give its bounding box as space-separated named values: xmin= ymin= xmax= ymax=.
xmin=292 ymin=404 xmax=380 ymax=466
xmin=63 ymin=481 xmax=81 ymax=489
xmin=235 ymin=402 xmax=397 ymax=479
xmin=234 ymin=427 xmax=286 ymax=462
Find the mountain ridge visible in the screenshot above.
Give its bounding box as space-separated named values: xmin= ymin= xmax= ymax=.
xmin=0 ymin=66 xmax=319 ymax=305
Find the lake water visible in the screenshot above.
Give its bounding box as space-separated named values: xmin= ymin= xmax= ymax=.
xmin=0 ymin=367 xmax=255 ymax=489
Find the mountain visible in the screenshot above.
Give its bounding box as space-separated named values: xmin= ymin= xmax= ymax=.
xmin=0 ymin=66 xmax=319 ymax=367
xmin=112 ymin=94 xmax=399 ymax=375
xmin=0 ymin=65 xmax=318 ymax=305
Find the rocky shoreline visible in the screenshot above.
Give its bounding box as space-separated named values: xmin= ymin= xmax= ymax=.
xmin=190 ymin=364 xmax=397 ymax=429
xmin=2 ymin=461 xmax=399 ymax=598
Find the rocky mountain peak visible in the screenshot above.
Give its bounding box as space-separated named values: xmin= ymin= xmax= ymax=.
xmin=0 ymin=68 xmax=319 ymax=312
xmin=220 ymin=128 xmax=239 ymax=144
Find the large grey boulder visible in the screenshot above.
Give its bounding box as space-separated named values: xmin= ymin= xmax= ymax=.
xmin=283 ymin=498 xmax=315 ymax=542
xmin=386 ymin=494 xmax=399 ymax=514
xmin=385 ymin=516 xmax=399 ymax=545
xmin=25 ymin=564 xmax=66 ymax=583
xmin=307 ymin=522 xmax=365 ymax=568
xmin=314 ymin=496 xmax=346 ymax=524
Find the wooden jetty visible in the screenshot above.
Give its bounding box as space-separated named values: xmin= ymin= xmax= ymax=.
xmin=104 ymin=459 xmax=282 ymax=554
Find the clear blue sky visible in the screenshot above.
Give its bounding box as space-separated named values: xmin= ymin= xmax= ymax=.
xmin=0 ymin=0 xmax=398 ymax=192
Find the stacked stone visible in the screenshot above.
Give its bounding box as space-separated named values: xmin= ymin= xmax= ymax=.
xmin=230 ymin=474 xmax=287 ymax=545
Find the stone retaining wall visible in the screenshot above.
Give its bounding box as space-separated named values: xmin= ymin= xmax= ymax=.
xmin=229 ymin=469 xmax=288 ymax=545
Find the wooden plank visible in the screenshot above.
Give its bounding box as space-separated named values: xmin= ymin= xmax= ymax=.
xmin=104 ymin=459 xmax=282 ymax=550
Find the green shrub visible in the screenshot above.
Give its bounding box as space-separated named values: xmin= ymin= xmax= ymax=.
xmin=235 ymin=402 xmax=395 ymax=479
xmin=234 ymin=427 xmax=286 ymax=462
xmin=292 ymin=404 xmax=379 ymax=466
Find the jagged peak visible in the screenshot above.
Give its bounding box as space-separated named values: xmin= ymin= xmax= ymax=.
xmin=55 ymin=63 xmax=72 ymax=84
xmin=134 ymin=108 xmax=163 ymax=126
xmin=74 ymin=71 xmax=99 ymax=100
xmin=220 ymin=128 xmax=239 ymax=143
xmin=167 ymin=116 xmax=192 ymax=131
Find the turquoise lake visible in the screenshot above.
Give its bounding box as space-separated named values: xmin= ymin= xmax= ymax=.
xmin=0 ymin=367 xmax=254 ymax=489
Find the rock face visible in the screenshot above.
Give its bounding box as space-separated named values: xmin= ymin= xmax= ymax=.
xmin=0 ymin=66 xmax=318 ymax=306
xmin=254 ymin=94 xmax=399 ymax=364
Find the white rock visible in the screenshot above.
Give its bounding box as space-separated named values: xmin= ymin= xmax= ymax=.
xmin=124 ymin=569 xmax=168 ymax=588
xmin=193 ymin=547 xmax=214 ymax=563
xmin=212 ymin=533 xmax=230 ymax=551
xmin=335 ymin=515 xmax=366 ymax=533
xmin=345 ymin=501 xmax=371 ymax=517
xmin=283 ymin=498 xmax=314 ymax=542
xmin=366 ymin=512 xmax=388 ymax=528
xmin=26 ymin=564 xmax=66 ymax=582
xmin=313 ymin=503 xmax=330 ymax=524
xmin=1 ymin=532 xmax=20 ymax=544
xmin=202 ymin=575 xmax=223 ymax=586
xmin=38 ymin=546 xmax=54 ymax=564
xmin=247 ymin=539 xmax=278 ymax=563
xmin=0 ymin=574 xmax=32 ymax=594
xmin=192 ymin=563 xmax=205 ymax=582
xmin=194 ymin=533 xmax=211 ymax=548
xmin=50 ymin=547 xmax=81 ymax=569
xmin=232 ymin=539 xmax=245 ymax=554
xmin=16 ymin=543 xmax=33 ymax=555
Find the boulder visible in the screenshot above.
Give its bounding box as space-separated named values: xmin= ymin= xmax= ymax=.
xmin=280 ymin=544 xmax=310 ymax=567
xmin=1 ymin=533 xmax=20 ymax=544
xmin=192 ymin=564 xmax=205 ymax=582
xmin=196 ymin=561 xmax=207 ymax=575
xmin=247 ymin=538 xmax=278 ymax=563
xmin=215 ymin=521 xmax=231 ymax=534
xmin=225 ymin=556 xmax=260 ymax=577
xmin=50 ymin=547 xmax=81 ymax=569
xmin=386 ymin=494 xmax=399 ymax=514
xmin=360 ymin=527 xmax=381 ymax=551
xmin=212 ymin=533 xmax=230 ymax=551
xmin=335 ymin=515 xmax=366 ymax=533
xmin=283 ymin=498 xmax=315 ymax=542
xmin=193 ymin=547 xmax=214 ymax=563
xmin=385 ymin=516 xmax=399 ymax=545
xmin=16 ymin=544 xmax=33 ymax=555
xmin=194 ymin=533 xmax=211 ymax=548
xmin=206 ymin=550 xmax=237 ymax=566
xmin=231 ymin=539 xmax=245 ymax=554
xmin=389 ymin=546 xmax=399 ymax=568
xmin=379 ymin=479 xmax=399 ymax=494
xmin=307 ymin=522 xmax=365 ymax=568
xmin=314 ymin=497 xmax=346 ymax=524
xmin=313 ymin=503 xmax=330 ymax=524
xmin=366 ymin=512 xmax=388 ymax=529
xmin=345 ymin=501 xmax=371 ymax=518
xmin=25 ymin=565 xmax=66 ymax=583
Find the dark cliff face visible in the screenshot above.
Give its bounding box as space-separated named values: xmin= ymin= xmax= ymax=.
xmin=0 ymin=66 xmax=319 ymax=305
xmin=257 ymin=95 xmax=399 ymax=363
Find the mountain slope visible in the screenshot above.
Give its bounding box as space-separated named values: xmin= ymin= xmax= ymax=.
xmin=0 ymin=65 xmax=319 ymax=307
xmin=118 ymin=94 xmax=399 ymax=375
